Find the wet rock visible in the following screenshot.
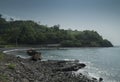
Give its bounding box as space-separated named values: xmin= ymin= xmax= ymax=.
xmin=27 ymin=49 xmax=36 ymax=56
xmin=31 ymin=52 xmax=41 ymax=61
xmin=99 ymin=77 xmax=103 ymax=82
xmin=27 ymin=49 xmax=41 ymax=61
xmin=53 ymin=63 xmax=86 ymax=72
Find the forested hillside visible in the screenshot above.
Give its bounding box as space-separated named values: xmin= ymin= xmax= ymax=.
xmin=0 ymin=14 xmax=113 ymax=47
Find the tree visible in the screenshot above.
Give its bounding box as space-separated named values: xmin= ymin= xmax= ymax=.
xmin=51 ymin=24 xmax=60 ymax=31
xmin=0 ymin=14 xmax=113 ymax=47
xmin=18 ymin=24 xmax=36 ymax=44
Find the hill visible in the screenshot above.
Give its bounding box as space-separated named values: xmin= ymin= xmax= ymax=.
xmin=0 ymin=14 xmax=113 ymax=47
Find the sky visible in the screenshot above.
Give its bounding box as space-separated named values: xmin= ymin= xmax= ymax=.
xmin=0 ymin=0 xmax=120 ymax=45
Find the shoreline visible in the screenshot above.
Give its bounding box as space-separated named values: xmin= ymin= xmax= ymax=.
xmin=1 ymin=46 xmax=115 ymax=53
xmin=0 ymin=48 xmax=102 ymax=82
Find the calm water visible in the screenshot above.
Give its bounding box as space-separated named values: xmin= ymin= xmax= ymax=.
xmin=4 ymin=47 xmax=120 ymax=82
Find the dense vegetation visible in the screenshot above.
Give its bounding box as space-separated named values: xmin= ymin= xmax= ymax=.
xmin=0 ymin=14 xmax=113 ymax=47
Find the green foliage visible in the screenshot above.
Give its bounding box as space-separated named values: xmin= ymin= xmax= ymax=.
xmin=7 ymin=63 xmax=16 ymax=70
xmin=100 ymin=39 xmax=113 ymax=47
xmin=61 ymin=40 xmax=82 ymax=47
xmin=0 ymin=14 xmax=113 ymax=47
xmin=0 ymin=52 xmax=4 ymax=60
xmin=0 ymin=74 xmax=8 ymax=82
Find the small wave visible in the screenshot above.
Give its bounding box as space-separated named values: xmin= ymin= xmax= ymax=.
xmin=74 ymin=61 xmax=104 ymax=81
xmin=3 ymin=49 xmax=19 ymax=53
xmin=64 ymin=59 xmax=76 ymax=61
xmin=3 ymin=48 xmax=29 ymax=54
xmin=75 ymin=63 xmax=119 ymax=82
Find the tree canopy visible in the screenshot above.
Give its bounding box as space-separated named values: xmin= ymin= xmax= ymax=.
xmin=0 ymin=14 xmax=113 ymax=47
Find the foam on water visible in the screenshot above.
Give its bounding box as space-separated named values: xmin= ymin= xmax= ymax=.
xmin=74 ymin=60 xmax=119 ymax=82
xmin=3 ymin=49 xmax=19 ymax=53
xmin=3 ymin=48 xmax=28 ymax=53
xmin=74 ymin=61 xmax=100 ymax=80
xmin=3 ymin=48 xmax=30 ymax=58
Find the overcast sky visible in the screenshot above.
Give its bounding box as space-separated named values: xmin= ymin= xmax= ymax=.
xmin=0 ymin=0 xmax=120 ymax=45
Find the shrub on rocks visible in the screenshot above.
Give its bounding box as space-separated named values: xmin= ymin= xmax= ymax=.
xmin=0 ymin=74 xmax=8 ymax=82
xmin=7 ymin=63 xmax=16 ymax=70
xmin=0 ymin=52 xmax=4 ymax=61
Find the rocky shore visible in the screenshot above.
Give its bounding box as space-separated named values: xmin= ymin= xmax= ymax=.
xmin=0 ymin=51 xmax=100 ymax=82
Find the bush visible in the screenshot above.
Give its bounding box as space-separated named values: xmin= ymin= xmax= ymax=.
xmin=99 ymin=39 xmax=113 ymax=47
xmin=60 ymin=40 xmax=82 ymax=47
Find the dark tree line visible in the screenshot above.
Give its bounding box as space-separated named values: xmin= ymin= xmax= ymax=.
xmin=0 ymin=14 xmax=113 ymax=47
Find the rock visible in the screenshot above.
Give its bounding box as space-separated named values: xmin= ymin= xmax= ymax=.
xmin=31 ymin=52 xmax=41 ymax=61
xmin=53 ymin=63 xmax=86 ymax=72
xmin=22 ymin=78 xmax=29 ymax=82
xmin=9 ymin=77 xmax=14 ymax=82
xmin=27 ymin=49 xmax=42 ymax=61
xmin=34 ymin=80 xmax=39 ymax=82
xmin=27 ymin=49 xmax=36 ymax=56
xmin=0 ymin=52 xmax=99 ymax=82
xmin=99 ymin=77 xmax=103 ymax=82
xmin=92 ymin=77 xmax=97 ymax=81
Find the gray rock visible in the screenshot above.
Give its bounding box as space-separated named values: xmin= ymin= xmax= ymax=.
xmin=22 ymin=78 xmax=29 ymax=82
xmin=0 ymin=53 xmax=100 ymax=82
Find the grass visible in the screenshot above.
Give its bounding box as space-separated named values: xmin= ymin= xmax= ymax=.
xmin=0 ymin=74 xmax=8 ymax=82
xmin=0 ymin=52 xmax=4 ymax=61
xmin=7 ymin=63 xmax=16 ymax=70
xmin=0 ymin=52 xmax=16 ymax=70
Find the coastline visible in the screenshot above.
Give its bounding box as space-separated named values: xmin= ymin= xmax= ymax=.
xmin=0 ymin=48 xmax=101 ymax=82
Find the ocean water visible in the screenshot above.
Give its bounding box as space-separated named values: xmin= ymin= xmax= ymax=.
xmin=4 ymin=47 xmax=120 ymax=82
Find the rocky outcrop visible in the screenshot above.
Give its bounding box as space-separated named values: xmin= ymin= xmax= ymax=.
xmin=0 ymin=53 xmax=99 ymax=82
xmin=53 ymin=63 xmax=86 ymax=72
xmin=27 ymin=49 xmax=36 ymax=56
xmin=27 ymin=49 xmax=41 ymax=61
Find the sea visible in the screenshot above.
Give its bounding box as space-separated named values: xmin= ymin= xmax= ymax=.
xmin=3 ymin=47 xmax=120 ymax=82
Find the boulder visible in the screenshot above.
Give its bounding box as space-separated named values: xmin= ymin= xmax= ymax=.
xmin=53 ymin=63 xmax=86 ymax=72
xmin=27 ymin=49 xmax=42 ymax=61
xmin=99 ymin=77 xmax=103 ymax=82
xmin=31 ymin=52 xmax=41 ymax=61
xmin=27 ymin=49 xmax=36 ymax=56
